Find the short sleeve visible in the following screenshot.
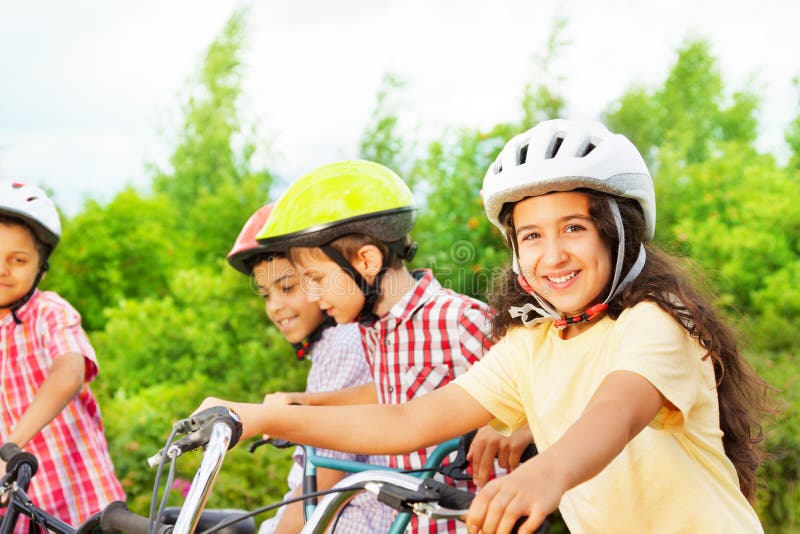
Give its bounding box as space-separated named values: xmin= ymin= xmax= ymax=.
xmin=39 ymin=293 xmax=98 ymax=382
xmin=453 ymin=328 xmax=528 ymax=432
xmin=310 ymin=324 xmax=372 ymax=392
xmin=457 ymin=303 xmax=494 ymax=365
xmin=609 ymin=302 xmax=704 ymax=431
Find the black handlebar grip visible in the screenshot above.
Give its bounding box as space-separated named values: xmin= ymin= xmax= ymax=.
xmin=441 ymin=429 xmax=540 ymax=481
xmin=100 ymin=501 xmax=162 ymax=534
xmin=420 ymin=479 xmax=549 ymax=534
xmin=1 ymin=443 xmax=39 ymax=478
xmin=0 ymin=442 xmax=22 ymax=462
xmin=421 ymin=478 xmax=474 ymax=509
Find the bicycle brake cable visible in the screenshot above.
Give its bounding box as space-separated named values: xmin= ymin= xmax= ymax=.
xmin=197 ymin=485 xmax=364 ymax=534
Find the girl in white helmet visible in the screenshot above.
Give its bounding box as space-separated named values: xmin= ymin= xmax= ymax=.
xmin=0 ymin=182 xmax=125 ymax=531
xmin=194 ymin=121 xmax=770 ymax=533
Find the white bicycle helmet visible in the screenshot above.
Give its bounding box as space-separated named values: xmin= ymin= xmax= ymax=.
xmin=481 ymin=120 xmax=654 ymax=326
xmin=482 ymin=119 xmax=655 ymax=240
xmin=0 ymin=181 xmax=61 ymax=249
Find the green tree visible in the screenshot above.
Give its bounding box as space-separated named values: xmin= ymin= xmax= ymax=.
xmin=359 ymin=72 xmax=415 ymax=181
xmin=520 ymin=14 xmax=568 ymax=130
xmin=44 ymin=189 xmax=175 ymax=331
xmin=151 ymin=7 xmax=273 ymax=265
xmin=786 ymin=77 xmax=800 ymax=171
xmin=605 ymin=39 xmax=759 ymax=168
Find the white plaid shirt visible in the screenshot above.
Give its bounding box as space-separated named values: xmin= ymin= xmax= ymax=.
xmin=260 ymin=323 xmax=394 ymax=534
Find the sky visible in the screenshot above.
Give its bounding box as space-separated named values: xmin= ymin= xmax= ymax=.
xmin=1 ymin=0 xmax=798 ymax=216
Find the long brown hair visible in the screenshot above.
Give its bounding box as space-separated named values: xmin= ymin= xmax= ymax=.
xmin=489 ymin=189 xmax=772 ymax=501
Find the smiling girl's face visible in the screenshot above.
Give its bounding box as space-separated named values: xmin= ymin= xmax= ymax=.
xmin=513 ymin=191 xmax=612 ymax=318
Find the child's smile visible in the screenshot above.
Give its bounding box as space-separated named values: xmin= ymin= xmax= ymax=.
xmin=513 ymin=191 xmax=611 ymax=317
xmin=253 ymin=257 xmax=324 ymax=344
xmin=0 ymin=223 xmax=41 ymax=308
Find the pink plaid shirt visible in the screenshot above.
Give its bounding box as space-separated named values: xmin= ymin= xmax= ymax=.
xmin=360 ymin=269 xmax=495 ymax=534
xmin=1 ymin=290 xmax=124 ymax=531
xmin=260 ymin=323 xmax=394 ymax=534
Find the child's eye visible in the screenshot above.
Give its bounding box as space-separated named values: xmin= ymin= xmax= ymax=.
xmin=279 ymin=284 xmax=296 ymax=294
xmin=12 ymin=256 xmax=28 ymax=265
xmin=565 ymin=224 xmax=585 ymax=233
xmin=521 ymin=232 xmax=540 ymax=241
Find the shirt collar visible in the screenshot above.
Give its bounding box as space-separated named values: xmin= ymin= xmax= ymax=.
xmin=382 ymin=269 xmax=440 ymax=324
xmin=1 ymin=289 xmax=41 ymax=326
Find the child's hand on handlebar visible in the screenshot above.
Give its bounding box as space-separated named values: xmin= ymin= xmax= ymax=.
xmin=468 ymin=425 xmax=534 ymax=487
xmin=466 ymin=456 xmax=560 ymax=534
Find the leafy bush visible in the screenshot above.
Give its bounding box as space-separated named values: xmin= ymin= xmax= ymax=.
xmin=753 ymin=351 xmax=800 ymax=531
xmin=100 ymin=378 xmax=297 ymax=516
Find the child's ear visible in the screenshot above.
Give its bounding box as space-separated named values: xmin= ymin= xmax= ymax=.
xmin=352 ymin=244 xmax=384 ymax=282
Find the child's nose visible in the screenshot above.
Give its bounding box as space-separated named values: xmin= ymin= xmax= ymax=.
xmin=542 ymin=237 xmax=568 ymax=266
xmin=266 ymin=296 xmax=283 ymax=315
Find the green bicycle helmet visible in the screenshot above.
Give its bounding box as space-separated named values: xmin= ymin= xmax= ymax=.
xmin=257 ymin=160 xmax=417 ymax=322
xmin=257 ymin=160 xmax=416 ymax=247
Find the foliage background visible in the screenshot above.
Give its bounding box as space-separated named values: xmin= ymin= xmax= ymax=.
xmin=38 ymin=9 xmax=799 ymax=531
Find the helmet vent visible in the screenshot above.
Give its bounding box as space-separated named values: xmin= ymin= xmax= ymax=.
xmin=546 ymin=136 xmax=564 ymax=159
xmin=579 ymin=142 xmax=596 ymax=157
xmin=518 ymin=143 xmax=529 ymax=165
xmin=493 ymin=160 xmax=502 ymax=174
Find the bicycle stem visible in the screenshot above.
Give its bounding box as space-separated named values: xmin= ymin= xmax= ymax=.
xmin=171 ymin=422 xmax=233 ymax=534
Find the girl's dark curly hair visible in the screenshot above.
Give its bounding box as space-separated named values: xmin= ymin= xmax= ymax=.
xmin=489 ymin=189 xmax=772 ymax=501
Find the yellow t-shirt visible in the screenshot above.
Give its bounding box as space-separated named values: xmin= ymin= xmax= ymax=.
xmin=454 ymin=301 xmax=762 ymax=533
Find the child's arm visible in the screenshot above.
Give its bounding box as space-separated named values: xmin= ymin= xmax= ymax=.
xmin=467 ymin=370 xmax=665 ymax=533
xmin=5 ymin=352 xmax=86 ymax=448
xmin=264 ymin=382 xmax=378 ymax=407
xmin=197 ymin=382 xmax=493 ymax=454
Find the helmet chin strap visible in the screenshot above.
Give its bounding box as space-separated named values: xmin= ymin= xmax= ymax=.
xmin=509 ymin=199 xmax=646 ymax=329
xmin=320 ymin=245 xmax=388 ymax=325
xmin=4 ymin=261 xmax=49 ymax=325
xmin=320 ymin=239 xmax=417 ymax=325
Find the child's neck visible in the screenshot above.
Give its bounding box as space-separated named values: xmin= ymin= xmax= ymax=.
xmin=372 ymin=267 xmax=417 ymax=317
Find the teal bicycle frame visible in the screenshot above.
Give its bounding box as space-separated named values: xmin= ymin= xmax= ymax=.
xmin=300 ymin=438 xmax=460 ymax=533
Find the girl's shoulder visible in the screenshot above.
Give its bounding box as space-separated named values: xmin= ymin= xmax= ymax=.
xmin=497 ymin=321 xmax=551 ymax=349
xmin=614 ymin=300 xmax=691 ymax=342
xmin=617 ymin=299 xmax=675 ymax=322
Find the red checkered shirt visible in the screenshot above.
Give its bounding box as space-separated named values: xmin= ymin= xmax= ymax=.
xmin=359 ymin=269 xmax=495 ymax=534
xmin=1 ymin=290 xmax=125 ymax=531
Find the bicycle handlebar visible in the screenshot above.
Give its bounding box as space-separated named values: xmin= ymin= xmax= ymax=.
xmin=440 ymin=428 xmax=539 ymax=481
xmin=298 ymin=470 xmax=548 ymax=534
xmin=1 ymin=442 xmax=39 ymax=480
xmin=100 ymin=501 xmax=168 ymax=534
xmin=148 ymin=407 xmax=242 ymax=468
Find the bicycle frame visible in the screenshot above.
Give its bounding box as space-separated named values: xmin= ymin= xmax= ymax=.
xmin=299 ymin=438 xmax=459 ymax=534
